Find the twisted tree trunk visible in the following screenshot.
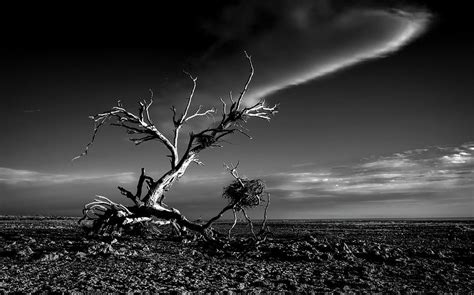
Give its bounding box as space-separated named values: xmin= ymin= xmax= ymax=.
xmin=144 ymin=154 xmax=196 ymax=207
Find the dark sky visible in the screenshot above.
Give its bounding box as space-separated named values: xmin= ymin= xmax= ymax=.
xmin=1 ymin=1 xmax=473 ymax=218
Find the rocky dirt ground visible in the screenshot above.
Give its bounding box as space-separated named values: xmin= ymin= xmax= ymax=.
xmin=0 ymin=217 xmax=472 ymax=293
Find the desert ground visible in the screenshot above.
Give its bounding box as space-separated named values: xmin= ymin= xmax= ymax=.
xmin=0 ymin=217 xmax=472 ymax=293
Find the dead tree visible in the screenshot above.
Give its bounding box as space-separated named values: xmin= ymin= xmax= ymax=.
xmin=75 ymin=53 xmax=277 ymax=243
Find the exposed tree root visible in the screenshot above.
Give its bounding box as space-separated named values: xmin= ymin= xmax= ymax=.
xmin=79 ymin=164 xmax=271 ymax=253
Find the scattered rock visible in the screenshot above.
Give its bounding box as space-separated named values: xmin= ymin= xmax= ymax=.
xmin=17 ymin=246 xmax=34 ymax=258
xmin=0 ymin=218 xmax=472 ymax=293
xmin=76 ymin=251 xmax=87 ymax=260
xmin=39 ymin=253 xmax=61 ymax=262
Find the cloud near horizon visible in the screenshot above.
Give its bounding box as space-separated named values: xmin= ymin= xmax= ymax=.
xmin=265 ymin=142 xmax=474 ymax=199
xmin=0 ymin=168 xmax=135 ymax=186
xmin=0 ymin=142 xmax=472 ymax=217
xmin=2 ymin=143 xmax=472 ymax=194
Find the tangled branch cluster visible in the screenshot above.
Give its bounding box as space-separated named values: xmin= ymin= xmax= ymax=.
xmin=223 ymin=178 xmax=266 ymax=208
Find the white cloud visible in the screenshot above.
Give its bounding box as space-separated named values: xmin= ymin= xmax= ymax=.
xmin=179 ymin=172 xmax=228 ymax=184
xmin=0 ymin=167 xmax=135 ymax=186
xmin=265 ymin=142 xmax=474 ymax=198
xmin=361 ymin=158 xmax=416 ymax=169
xmin=442 ymin=153 xmax=472 ymax=164
xmin=243 ymin=9 xmax=431 ymax=106
xmin=152 ymin=5 xmax=432 ymax=114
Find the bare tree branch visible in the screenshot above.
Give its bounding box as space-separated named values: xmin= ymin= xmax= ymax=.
xmin=260 ymin=193 xmax=270 ymax=234
xmin=73 ymin=102 xmax=177 ymax=166
xmin=242 ymin=100 xmax=279 ymax=121
xmin=170 ymin=72 xmax=217 ymax=165
xmin=145 ymin=89 xmax=154 ymax=125
xmin=118 ymin=186 xmax=138 ymax=205
xmin=180 ymin=71 xmax=198 ymax=123
xmin=184 ymin=105 xmax=216 ymax=122
xmin=224 ymin=162 xmax=245 ymax=187
xmin=72 ymin=116 xmax=108 ymax=161
xmin=241 ymin=208 xmax=256 ymax=239
xmin=203 ymin=203 xmax=235 ymax=229
xmin=220 ymin=98 xmax=227 ymax=114
xmin=228 ymin=209 xmax=238 ymax=239
xmin=235 ymin=51 xmax=254 ymax=111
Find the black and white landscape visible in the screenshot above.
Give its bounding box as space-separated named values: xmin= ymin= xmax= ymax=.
xmin=0 ymin=0 xmax=472 ymax=293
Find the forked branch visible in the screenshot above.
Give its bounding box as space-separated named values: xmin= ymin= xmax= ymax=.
xmin=73 ymin=100 xmax=177 ymax=165
xmin=117 ymin=168 xmax=154 ymax=206
xmin=172 ymin=72 xmax=216 ymax=152
xmin=235 ymin=51 xmax=254 ymax=111
xmin=74 ymin=52 xmax=277 ymax=175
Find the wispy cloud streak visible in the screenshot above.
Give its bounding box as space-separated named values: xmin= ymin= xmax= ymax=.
xmin=245 ymin=9 xmax=431 ymax=105
xmin=152 ymin=2 xmax=432 ymax=115
xmin=0 ymin=168 xmax=135 ymax=186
